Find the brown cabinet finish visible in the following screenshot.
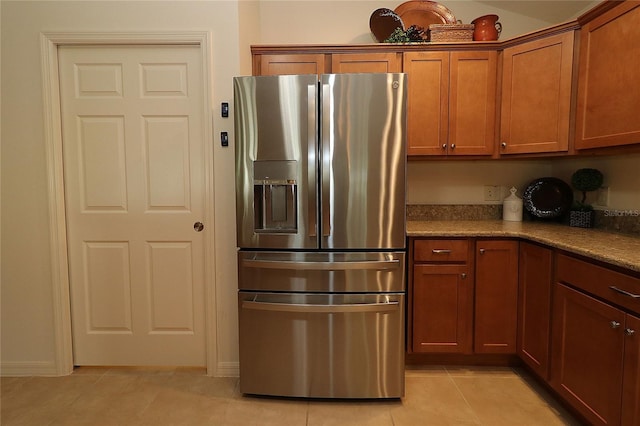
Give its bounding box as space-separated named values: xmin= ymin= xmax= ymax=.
xmin=474 ymin=240 xmax=519 ymax=354
xmin=500 ymin=31 xmax=574 ymax=155
xmin=623 ymin=314 xmax=640 ymax=426
xmin=254 ymin=53 xmax=327 ymax=76
xmin=517 ymin=242 xmax=553 ymax=379
xmin=410 ymin=238 xmax=474 ymax=354
xmin=551 ymin=283 xmax=626 ymax=426
xmin=331 ymin=52 xmax=401 ymax=73
xmin=575 ymin=2 xmax=640 ymax=150
xmin=403 ymin=51 xmax=448 ymax=156
xmin=412 ymin=264 xmax=473 ymax=353
xmin=404 ymin=51 xmax=497 ymax=156
xmin=413 ymin=239 xmax=469 ymax=263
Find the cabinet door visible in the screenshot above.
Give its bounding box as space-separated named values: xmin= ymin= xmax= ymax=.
xmin=517 ymin=242 xmax=553 ymax=379
xmin=551 ymin=283 xmax=625 ymax=426
xmin=449 ymin=51 xmax=497 ymax=156
xmin=500 ymin=31 xmax=574 ymax=154
xmin=255 ymin=54 xmax=326 ymax=76
xmin=622 ymin=313 xmax=640 ymax=426
xmin=575 ymin=2 xmax=640 ymax=150
xmin=403 ymin=52 xmax=449 ymax=156
xmin=412 ymin=264 xmax=472 ymax=353
xmin=474 ymin=240 xmax=518 ymax=353
xmin=331 ymin=53 xmax=401 ymax=73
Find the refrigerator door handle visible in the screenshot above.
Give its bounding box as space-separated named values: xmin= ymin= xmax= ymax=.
xmin=243 ymin=300 xmax=399 ymax=314
xmin=243 ymin=257 xmax=400 ymax=271
xmin=308 ymin=84 xmax=318 ymax=238
xmin=321 ymin=82 xmax=332 ymax=238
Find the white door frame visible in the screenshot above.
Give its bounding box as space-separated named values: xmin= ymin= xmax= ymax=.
xmin=40 ymin=31 xmax=217 ymax=376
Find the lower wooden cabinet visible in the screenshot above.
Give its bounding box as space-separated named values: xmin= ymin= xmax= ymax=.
xmin=474 ymin=240 xmax=519 ymax=354
xmin=622 ymin=314 xmax=640 ymax=426
xmin=517 ymin=242 xmax=553 ymax=378
xmin=409 ymin=238 xmax=518 ymax=355
xmin=412 ymin=263 xmax=473 ymax=353
xmin=551 ymin=283 xmax=626 ymax=426
xmin=411 ymin=239 xmax=473 ymax=353
xmin=551 ymin=253 xmax=640 ymax=426
xmin=409 ymin=237 xmax=640 ymax=426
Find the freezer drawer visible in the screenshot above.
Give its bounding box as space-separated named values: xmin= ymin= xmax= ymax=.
xmin=238 ymin=291 xmax=405 ymax=399
xmin=238 ymin=251 xmax=406 ymax=293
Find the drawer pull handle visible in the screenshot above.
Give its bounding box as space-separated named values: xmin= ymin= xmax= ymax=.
xmin=626 ymin=328 xmax=636 ymax=336
xmin=610 ymin=321 xmax=621 ymax=329
xmin=432 ymin=249 xmax=452 ymax=254
xmin=609 ymin=286 xmax=640 ymax=299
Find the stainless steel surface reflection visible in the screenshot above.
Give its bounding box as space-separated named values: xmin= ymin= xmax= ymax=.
xmin=238 ymin=291 xmax=405 ymax=399
xmin=234 ymin=73 xmax=407 ymax=399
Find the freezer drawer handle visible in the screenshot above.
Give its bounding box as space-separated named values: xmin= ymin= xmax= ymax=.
xmin=243 ymin=300 xmax=399 ymax=313
xmin=243 ymin=258 xmax=400 ymax=271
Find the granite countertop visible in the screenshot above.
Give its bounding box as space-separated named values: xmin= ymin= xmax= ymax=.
xmin=407 ymin=220 xmax=640 ymax=273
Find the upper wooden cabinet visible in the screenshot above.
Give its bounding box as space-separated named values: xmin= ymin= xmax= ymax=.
xmin=331 ymin=53 xmax=401 ymax=73
xmin=499 ymin=30 xmax=575 ymax=155
xmin=575 ymin=1 xmax=640 ymax=150
xmin=404 ymin=50 xmax=497 ymax=157
xmin=254 ymin=53 xmax=326 ymax=76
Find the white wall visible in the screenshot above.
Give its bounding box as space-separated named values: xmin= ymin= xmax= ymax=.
xmin=256 ymin=0 xmax=573 ymax=44
xmin=1 ymin=0 xmax=246 ymax=375
xmin=407 ymin=160 xmax=553 ymax=205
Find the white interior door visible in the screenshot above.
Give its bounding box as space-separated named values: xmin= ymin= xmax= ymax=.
xmin=59 ymin=45 xmax=206 ymax=366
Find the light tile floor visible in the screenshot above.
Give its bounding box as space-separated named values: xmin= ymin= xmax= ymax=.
xmin=1 ymin=366 xmax=584 ymax=426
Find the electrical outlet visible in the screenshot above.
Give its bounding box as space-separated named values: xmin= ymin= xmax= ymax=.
xmin=596 ymin=186 xmax=609 ymax=206
xmin=484 ymin=185 xmax=501 ymax=201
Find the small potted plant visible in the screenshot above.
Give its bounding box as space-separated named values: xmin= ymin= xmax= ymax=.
xmin=569 ymin=168 xmax=604 ymax=228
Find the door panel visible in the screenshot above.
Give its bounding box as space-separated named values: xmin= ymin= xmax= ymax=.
xmin=59 ymin=45 xmax=206 ymax=366
xmin=321 ymin=73 xmax=407 ymax=250
xmin=234 ymin=75 xmax=318 ymax=250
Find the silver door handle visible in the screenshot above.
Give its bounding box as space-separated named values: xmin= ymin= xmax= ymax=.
xmin=321 ymin=83 xmax=331 ymax=238
xmin=609 ymin=286 xmax=640 ymax=299
xmin=243 ymin=300 xmax=399 ymax=313
xmin=243 ymin=258 xmax=400 ymax=271
xmin=432 ymin=249 xmax=452 ymax=254
xmin=308 ymin=83 xmax=317 ymax=238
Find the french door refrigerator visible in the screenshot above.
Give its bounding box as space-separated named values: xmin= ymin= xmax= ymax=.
xmin=234 ymin=73 xmax=407 ymax=399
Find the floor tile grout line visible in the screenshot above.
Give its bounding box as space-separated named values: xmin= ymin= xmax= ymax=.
xmin=445 ymin=368 xmax=484 ymax=426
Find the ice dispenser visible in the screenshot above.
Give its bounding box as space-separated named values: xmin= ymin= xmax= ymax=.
xmin=253 ymin=161 xmax=297 ymax=233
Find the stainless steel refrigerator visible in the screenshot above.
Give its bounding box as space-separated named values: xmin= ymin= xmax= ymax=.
xmin=234 ymin=73 xmax=407 ymax=399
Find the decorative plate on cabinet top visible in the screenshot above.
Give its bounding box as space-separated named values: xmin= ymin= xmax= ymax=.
xmin=522 ymin=177 xmax=573 ymax=219
xmin=394 ymin=0 xmax=456 ymax=31
xmin=369 ymin=8 xmax=405 ymax=42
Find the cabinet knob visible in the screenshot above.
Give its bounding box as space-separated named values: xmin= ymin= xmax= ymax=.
xmin=442 ymin=144 xmax=447 ymax=150
xmin=479 ymin=248 xmax=485 ymax=254
xmin=610 ymin=320 xmax=621 ymax=329
xmin=501 ymin=142 xmax=507 ymax=148
xmin=461 ymin=273 xmax=467 ymax=279
xmin=626 ymin=328 xmax=636 ymax=336
xmin=450 ymin=143 xmax=456 ymax=149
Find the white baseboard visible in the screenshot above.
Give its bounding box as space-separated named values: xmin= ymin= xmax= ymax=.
xmin=214 ymin=361 xmax=239 ymax=377
xmin=0 ymin=360 xmax=61 ymax=377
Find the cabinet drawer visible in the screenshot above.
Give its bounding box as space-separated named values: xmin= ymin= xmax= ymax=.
xmin=414 ymin=239 xmax=469 ymax=263
xmin=556 ymin=253 xmax=640 ymax=314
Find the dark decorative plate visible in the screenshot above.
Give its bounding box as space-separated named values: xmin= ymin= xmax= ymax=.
xmin=369 ymin=8 xmax=404 ymax=42
xmin=523 ymin=177 xmax=573 ymax=219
